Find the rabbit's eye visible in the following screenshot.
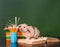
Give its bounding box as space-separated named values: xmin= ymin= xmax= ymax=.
xmin=24 ymin=27 xmax=26 ymax=28
xmin=19 ymin=26 xmax=21 ymax=27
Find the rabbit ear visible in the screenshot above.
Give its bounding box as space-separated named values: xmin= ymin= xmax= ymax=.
xmin=26 ymin=26 xmax=31 ymax=33
xmin=26 ymin=26 xmax=35 ymax=34
xmin=32 ymin=26 xmax=35 ymax=29
xmin=34 ymin=27 xmax=40 ymax=38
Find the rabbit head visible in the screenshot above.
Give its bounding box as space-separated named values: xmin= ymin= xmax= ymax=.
xmin=18 ymin=24 xmax=29 ymax=32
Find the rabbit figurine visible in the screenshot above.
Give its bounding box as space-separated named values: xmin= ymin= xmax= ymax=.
xmin=18 ymin=24 xmax=40 ymax=39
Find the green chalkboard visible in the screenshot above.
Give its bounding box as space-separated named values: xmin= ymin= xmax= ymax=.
xmin=0 ymin=0 xmax=60 ymax=38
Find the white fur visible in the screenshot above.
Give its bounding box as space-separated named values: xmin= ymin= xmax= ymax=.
xmin=18 ymin=24 xmax=40 ymax=39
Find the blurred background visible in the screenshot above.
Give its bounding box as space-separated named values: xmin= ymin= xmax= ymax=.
xmin=0 ymin=0 xmax=60 ymax=38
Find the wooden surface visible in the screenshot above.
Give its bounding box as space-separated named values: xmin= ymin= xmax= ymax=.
xmin=17 ymin=37 xmax=60 ymax=45
xmin=6 ymin=37 xmax=60 ymax=47
xmin=46 ymin=37 xmax=60 ymax=43
xmin=17 ymin=37 xmax=47 ymax=44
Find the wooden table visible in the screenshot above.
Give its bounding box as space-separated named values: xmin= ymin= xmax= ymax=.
xmin=6 ymin=37 xmax=60 ymax=47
